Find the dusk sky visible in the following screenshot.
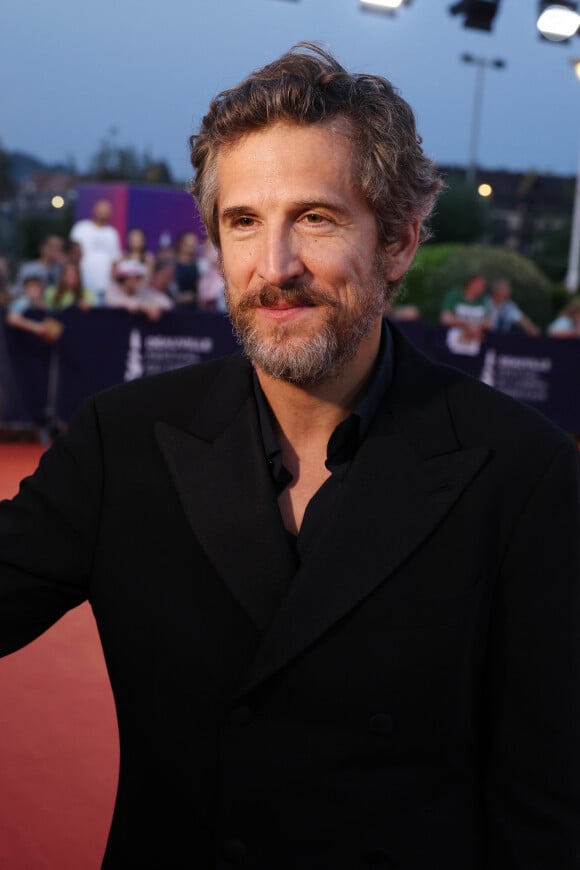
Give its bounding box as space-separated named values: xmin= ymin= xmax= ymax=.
xmin=4 ymin=0 xmax=580 ymax=182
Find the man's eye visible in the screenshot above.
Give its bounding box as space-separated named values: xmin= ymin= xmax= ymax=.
xmin=303 ymin=213 xmax=329 ymax=225
xmin=235 ymin=216 xmax=255 ymax=227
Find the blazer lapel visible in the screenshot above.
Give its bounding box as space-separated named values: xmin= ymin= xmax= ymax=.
xmin=155 ymin=356 xmax=296 ymax=632
xmin=237 ymin=329 xmax=490 ymax=696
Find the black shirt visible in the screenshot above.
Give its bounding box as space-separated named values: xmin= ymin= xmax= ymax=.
xmin=253 ymin=321 xmax=394 ymax=561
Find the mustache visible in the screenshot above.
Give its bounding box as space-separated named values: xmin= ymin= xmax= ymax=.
xmin=235 ymin=283 xmax=339 ymax=311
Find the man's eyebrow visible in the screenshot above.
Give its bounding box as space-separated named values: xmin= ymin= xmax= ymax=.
xmin=220 ymin=200 xmax=350 ymax=222
xmin=220 ymin=206 xmax=252 ymax=223
xmin=294 ymin=199 xmax=350 ymax=217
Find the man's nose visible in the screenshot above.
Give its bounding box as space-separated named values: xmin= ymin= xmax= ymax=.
xmin=256 ymin=227 xmax=305 ymax=287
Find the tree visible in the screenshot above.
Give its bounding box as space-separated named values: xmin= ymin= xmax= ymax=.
xmin=530 ymin=220 xmax=571 ymax=284
xmin=0 ymin=140 xmax=15 ymax=202
xmin=88 ymin=130 xmax=173 ymax=184
xmin=429 ymin=178 xmax=490 ymax=244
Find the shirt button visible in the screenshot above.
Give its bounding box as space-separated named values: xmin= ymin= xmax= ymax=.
xmin=369 ymin=713 xmax=393 ymax=735
xmin=221 ymin=838 xmax=247 ymax=863
xmin=229 ymin=705 xmax=253 ymax=727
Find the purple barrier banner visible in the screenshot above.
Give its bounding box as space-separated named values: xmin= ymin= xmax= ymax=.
xmin=2 ymin=311 xmax=580 ymax=434
xmin=0 ymin=310 xmax=54 ymax=426
xmin=419 ymin=325 xmax=580 ymax=434
xmin=55 ymin=308 xmax=239 ymax=422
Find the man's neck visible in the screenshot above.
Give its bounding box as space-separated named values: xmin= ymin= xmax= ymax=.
xmin=256 ymin=319 xmax=383 ymax=536
xmin=256 ymin=319 xmax=382 ymax=454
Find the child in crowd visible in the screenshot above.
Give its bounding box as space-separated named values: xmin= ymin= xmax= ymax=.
xmin=5 ymin=275 xmax=63 ymax=342
xmin=44 ymin=262 xmax=96 ymax=311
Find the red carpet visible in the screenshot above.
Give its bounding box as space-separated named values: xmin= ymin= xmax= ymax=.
xmin=0 ymin=444 xmax=118 ymax=868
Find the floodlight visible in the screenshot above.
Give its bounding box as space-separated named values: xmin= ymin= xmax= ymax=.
xmin=449 ymin=0 xmax=501 ymax=31
xmin=360 ymin=0 xmax=404 ymax=7
xmin=359 ymin=0 xmax=411 ymax=14
xmin=537 ymin=3 xmax=580 ymax=41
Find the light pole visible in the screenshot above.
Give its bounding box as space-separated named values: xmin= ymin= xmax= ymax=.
xmin=461 ymin=53 xmax=506 ymax=185
xmin=565 ymin=59 xmax=580 ymax=292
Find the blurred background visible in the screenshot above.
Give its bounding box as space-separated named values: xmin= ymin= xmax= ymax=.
xmin=4 ymin=7 xmax=580 ymax=867
xmin=4 ymin=0 xmax=580 ymax=424
xmin=2 ymin=0 xmax=580 ymax=295
xmin=0 ymin=0 xmax=580 ymax=272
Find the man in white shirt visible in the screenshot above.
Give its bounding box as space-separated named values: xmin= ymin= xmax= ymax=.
xmin=70 ymin=199 xmax=122 ymax=303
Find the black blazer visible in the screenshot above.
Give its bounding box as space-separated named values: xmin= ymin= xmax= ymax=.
xmin=1 ymin=325 xmax=579 ymax=869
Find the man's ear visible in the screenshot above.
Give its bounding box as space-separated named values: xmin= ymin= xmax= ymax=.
xmin=383 ymin=219 xmax=421 ymax=284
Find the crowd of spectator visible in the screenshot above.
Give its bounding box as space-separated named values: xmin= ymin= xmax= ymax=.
xmin=3 ymin=200 xmax=580 ymax=347
xmin=438 ymin=272 xmax=580 ymax=345
xmin=2 ymin=199 xmax=226 ymax=341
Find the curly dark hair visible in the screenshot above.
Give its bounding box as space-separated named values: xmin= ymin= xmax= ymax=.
xmin=189 ymin=42 xmax=442 ymax=252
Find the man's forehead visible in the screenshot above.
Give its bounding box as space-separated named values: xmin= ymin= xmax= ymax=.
xmin=217 ymin=118 xmax=354 ymax=161
xmin=215 ymin=119 xmax=358 ymax=203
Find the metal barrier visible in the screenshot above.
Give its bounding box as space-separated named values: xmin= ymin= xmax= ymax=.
xmin=1 ymin=309 xmax=579 ymax=433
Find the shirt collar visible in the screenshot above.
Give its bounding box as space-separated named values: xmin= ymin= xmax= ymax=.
xmin=254 ymin=319 xmax=394 ymax=489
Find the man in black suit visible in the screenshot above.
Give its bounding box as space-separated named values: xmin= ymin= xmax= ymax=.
xmin=2 ymin=44 xmax=580 ymax=868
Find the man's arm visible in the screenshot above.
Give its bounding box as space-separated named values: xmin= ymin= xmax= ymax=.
xmin=484 ymin=438 xmax=580 ymax=867
xmin=548 ymin=326 xmax=580 ymax=339
xmin=439 ymin=308 xmax=465 ymax=327
xmin=508 ymin=301 xmax=540 ymax=337
xmin=5 ymin=310 xmax=63 ymax=342
xmin=517 ymin=313 xmax=540 ymax=337
xmin=0 ymin=400 xmax=102 ymax=656
xmin=439 ymin=290 xmax=461 ymax=326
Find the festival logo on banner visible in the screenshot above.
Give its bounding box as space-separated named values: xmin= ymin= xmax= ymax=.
xmin=479 ymin=348 xmax=552 ymax=403
xmin=124 ymin=328 xmax=214 ymax=381
xmin=125 ymin=330 xmax=144 ymax=381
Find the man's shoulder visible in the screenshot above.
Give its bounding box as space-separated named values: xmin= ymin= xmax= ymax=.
xmin=501 ymin=299 xmax=523 ymax=321
xmin=446 ymin=363 xmax=566 ymax=448
xmin=70 ymin=220 xmax=95 ymax=244
xmin=102 ymin=224 xmax=121 ymax=241
xmin=89 ymin=352 xmax=249 ymax=425
xmin=16 ymin=261 xmax=47 ymax=289
xmin=70 ymin=219 xmax=91 ymax=233
xmin=390 ymin=324 xmax=571 ymax=456
xmin=17 ymin=259 xmax=43 ymax=276
xmin=8 ymin=296 xmax=30 ymax=314
xmin=140 ymin=286 xmax=173 ymax=308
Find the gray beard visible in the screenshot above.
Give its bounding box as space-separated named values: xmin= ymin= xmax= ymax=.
xmin=233 ymin=319 xmax=341 ymax=385
xmin=225 ymin=281 xmax=386 ymax=386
